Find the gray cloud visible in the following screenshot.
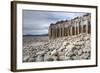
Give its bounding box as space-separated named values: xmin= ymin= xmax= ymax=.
xmin=22 ymin=10 xmax=87 ymax=35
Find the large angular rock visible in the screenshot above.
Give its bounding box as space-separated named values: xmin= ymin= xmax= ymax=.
xmin=37 ymin=51 xmax=45 ymax=55
xmin=36 ymin=55 xmax=44 ymax=62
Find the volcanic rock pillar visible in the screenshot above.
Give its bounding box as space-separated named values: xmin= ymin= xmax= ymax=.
xmin=74 ymin=22 xmax=76 ymax=35
xmin=70 ymin=26 xmax=72 ymax=36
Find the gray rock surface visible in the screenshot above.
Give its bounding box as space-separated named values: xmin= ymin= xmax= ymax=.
xmin=23 ymin=33 xmax=91 ymax=62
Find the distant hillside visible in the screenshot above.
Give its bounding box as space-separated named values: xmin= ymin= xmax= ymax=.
xmin=23 ymin=34 xmax=48 ymax=37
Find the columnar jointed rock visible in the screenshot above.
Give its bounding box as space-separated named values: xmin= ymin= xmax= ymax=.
xmin=23 ymin=13 xmax=91 ymax=62
xmin=48 ymin=13 xmax=91 ymax=39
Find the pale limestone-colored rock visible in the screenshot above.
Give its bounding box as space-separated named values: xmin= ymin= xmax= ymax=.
xmin=74 ymin=41 xmax=84 ymax=46
xmin=23 ymin=55 xmax=30 ymax=62
xmin=73 ymin=49 xmax=78 ymax=55
xmin=23 ymin=33 xmax=91 ymax=62
xmin=80 ymin=52 xmax=90 ymax=59
xmin=58 ymin=55 xmax=65 ymax=61
xmin=36 ymin=55 xmax=43 ymax=62
xmin=50 ymin=49 xmax=57 ymax=55
xmin=72 ymin=55 xmax=81 ymax=60
xmin=51 ymin=56 xmax=58 ymax=61
xmin=37 ymin=51 xmax=45 ymax=55
xmin=28 ymin=57 xmax=35 ymax=62
xmin=44 ymin=54 xmax=57 ymax=61
xmin=65 ymin=44 xmax=74 ymax=49
xmin=58 ymin=51 xmax=65 ymax=56
xmin=65 ymin=51 xmax=73 ymax=57
xmin=65 ymin=56 xmax=70 ymax=60
xmin=44 ymin=53 xmax=52 ymax=61
xmin=82 ymin=47 xmax=90 ymax=53
xmin=64 ymin=48 xmax=72 ymax=56
xmin=78 ymin=49 xmax=83 ymax=55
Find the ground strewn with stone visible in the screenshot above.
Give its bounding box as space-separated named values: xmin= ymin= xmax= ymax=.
xmin=23 ymin=33 xmax=91 ymax=62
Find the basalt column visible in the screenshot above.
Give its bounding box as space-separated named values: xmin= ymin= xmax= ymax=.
xmin=74 ymin=22 xmax=77 ymax=35
xmin=55 ymin=24 xmax=58 ymax=38
xmin=69 ymin=21 xmax=72 ymax=36
xmin=88 ymin=21 xmax=91 ymax=34
xmin=70 ymin=26 xmax=73 ymax=36
xmin=76 ymin=22 xmax=78 ymax=35
xmin=72 ymin=26 xmax=74 ymax=35
xmin=48 ymin=13 xmax=91 ymax=39
xmin=77 ymin=19 xmax=80 ymax=34
xmin=64 ymin=27 xmax=68 ymax=36
xmin=79 ymin=21 xmax=81 ymax=34
xmin=86 ymin=20 xmax=88 ymax=34
xmin=48 ymin=25 xmax=51 ymax=39
xmin=58 ymin=24 xmax=61 ymax=37
xmin=51 ymin=24 xmax=55 ymax=39
xmin=62 ymin=24 xmax=65 ymax=37
xmin=64 ymin=22 xmax=68 ymax=36
xmin=57 ymin=27 xmax=59 ymax=37
xmin=80 ymin=17 xmax=84 ymax=34
xmin=88 ymin=14 xmax=91 ymax=34
xmin=71 ymin=20 xmax=75 ymax=35
xmin=54 ymin=24 xmax=57 ymax=38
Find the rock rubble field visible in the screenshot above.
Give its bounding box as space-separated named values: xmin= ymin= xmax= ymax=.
xmin=23 ymin=33 xmax=91 ymax=62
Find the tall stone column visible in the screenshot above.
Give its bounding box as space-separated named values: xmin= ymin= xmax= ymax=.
xmin=79 ymin=21 xmax=81 ymax=34
xmin=72 ymin=26 xmax=74 ymax=35
xmin=74 ymin=22 xmax=76 ymax=35
xmin=54 ymin=25 xmax=56 ymax=38
xmin=68 ymin=22 xmax=70 ymax=36
xmin=52 ymin=27 xmax=55 ymax=39
xmin=61 ymin=28 xmax=62 ymax=37
xmin=50 ymin=28 xmax=52 ymax=39
xmin=59 ymin=27 xmax=61 ymax=37
xmin=81 ymin=17 xmax=83 ymax=33
xmin=53 ymin=28 xmax=55 ymax=38
xmin=77 ymin=21 xmax=80 ymax=35
xmin=55 ymin=25 xmax=57 ymax=38
xmin=57 ymin=27 xmax=59 ymax=37
xmin=62 ymin=24 xmax=64 ymax=37
xmin=81 ymin=24 xmax=83 ymax=33
xmin=86 ymin=20 xmax=88 ymax=34
xmin=49 ymin=26 xmax=51 ymax=39
xmin=51 ymin=28 xmax=53 ymax=38
xmin=71 ymin=21 xmax=74 ymax=35
xmin=67 ymin=27 xmax=68 ymax=36
xmin=70 ymin=26 xmax=72 ymax=36
xmin=56 ymin=25 xmax=58 ymax=38
xmin=53 ymin=26 xmax=55 ymax=38
xmin=88 ymin=14 xmax=91 ymax=34
xmin=88 ymin=21 xmax=91 ymax=34
xmin=60 ymin=27 xmax=62 ymax=37
xmin=64 ymin=27 xmax=67 ymax=36
xmin=49 ymin=25 xmax=52 ymax=39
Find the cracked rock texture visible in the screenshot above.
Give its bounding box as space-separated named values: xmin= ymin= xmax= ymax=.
xmin=23 ymin=33 xmax=91 ymax=62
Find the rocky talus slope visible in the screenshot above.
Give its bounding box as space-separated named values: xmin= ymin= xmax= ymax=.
xmin=23 ymin=33 xmax=91 ymax=62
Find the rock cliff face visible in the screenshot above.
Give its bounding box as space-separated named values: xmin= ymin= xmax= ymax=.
xmin=48 ymin=13 xmax=91 ymax=39
xmin=23 ymin=33 xmax=91 ymax=62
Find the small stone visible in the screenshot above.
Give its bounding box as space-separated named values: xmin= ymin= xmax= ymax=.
xmin=37 ymin=51 xmax=45 ymax=55
xmin=23 ymin=56 xmax=30 ymax=62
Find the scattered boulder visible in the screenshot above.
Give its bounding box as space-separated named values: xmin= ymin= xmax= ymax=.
xmin=23 ymin=33 xmax=91 ymax=62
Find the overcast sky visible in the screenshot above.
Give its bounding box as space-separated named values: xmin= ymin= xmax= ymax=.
xmin=22 ymin=10 xmax=87 ymax=35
